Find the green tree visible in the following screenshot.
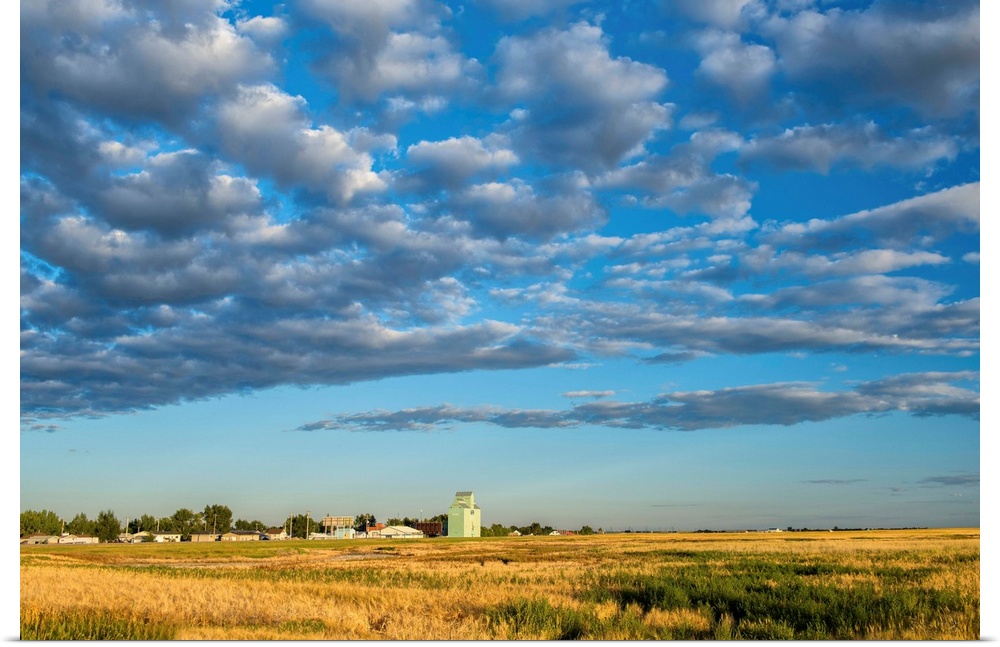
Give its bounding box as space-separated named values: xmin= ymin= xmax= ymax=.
xmin=129 ymin=514 xmax=157 ymax=534
xmin=353 ymin=513 xmax=376 ymax=532
xmin=518 ymin=522 xmax=553 ymax=536
xmin=94 ymin=510 xmax=121 ymax=543
xmin=234 ymin=519 xmax=266 ymax=531
xmin=20 ymin=509 xmax=63 ymax=537
xmin=172 ymin=508 xmax=195 ymax=538
xmin=203 ymin=504 xmax=233 ymax=534
xmin=289 ymin=513 xmax=317 ymax=538
xmin=67 ymin=513 xmax=97 ymax=536
xmin=578 ymin=525 xmax=595 ymax=535
xmin=481 ymin=523 xmax=509 ymax=537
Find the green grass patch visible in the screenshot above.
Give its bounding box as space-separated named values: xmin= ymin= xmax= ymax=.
xmin=21 ymin=608 xmax=177 ymax=640
xmin=583 ymin=557 xmax=977 ymax=639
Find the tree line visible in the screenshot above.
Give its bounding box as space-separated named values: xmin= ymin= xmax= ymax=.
xmin=22 ymin=506 xmax=598 ymax=542
xmin=21 ymin=505 xmax=281 ymax=542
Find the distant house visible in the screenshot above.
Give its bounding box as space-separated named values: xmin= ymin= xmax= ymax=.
xmin=448 ymin=491 xmax=481 ymax=538
xmin=361 ymin=523 xmax=385 ymax=538
xmin=221 ymin=530 xmax=259 ymax=542
xmin=509 ymin=529 xmax=522 ymax=537
xmin=56 ymin=534 xmax=99 ymax=545
xmin=21 ymin=533 xmax=58 ymax=545
xmin=334 ymin=527 xmax=356 ymax=540
xmin=380 ymin=525 xmax=424 ymax=539
xmin=190 ymin=532 xmax=220 ymax=542
xmin=119 ymin=531 xmax=152 ymax=543
xmin=264 ymin=527 xmax=287 ymax=541
xmin=152 ymin=531 xmax=182 ymax=543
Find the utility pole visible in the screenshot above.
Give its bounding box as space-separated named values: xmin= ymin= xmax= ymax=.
xmin=306 ymin=511 xmax=311 ymax=539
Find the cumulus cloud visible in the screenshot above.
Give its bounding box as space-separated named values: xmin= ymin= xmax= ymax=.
xmin=236 ymin=15 xmax=289 ymax=45
xmin=595 ymin=130 xmax=753 ymax=218
xmin=98 ymin=150 xmax=264 ymax=237
xmin=763 ymin=183 xmax=979 ymax=251
xmin=299 ymin=0 xmax=481 ymax=104
xmin=693 ymin=30 xmax=776 ymax=102
xmin=741 ymin=122 xmax=958 ymax=173
xmin=21 ymin=0 xmax=273 ymax=125
xmin=19 ymin=1 xmax=980 ymax=433
xmin=402 ymin=136 xmax=519 ymax=191
xmin=215 ymin=84 xmax=392 ymax=203
xmin=297 ymin=371 xmax=978 ymax=432
xmin=494 ymin=21 xmax=671 ymax=172
xmin=441 ymin=180 xmax=605 ymax=240
xmin=762 ymin=1 xmax=979 ymax=118
xmin=22 ymin=316 xmax=575 ymax=420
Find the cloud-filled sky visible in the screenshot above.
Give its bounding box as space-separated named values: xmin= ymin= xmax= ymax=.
xmin=19 ymin=0 xmax=980 ymax=531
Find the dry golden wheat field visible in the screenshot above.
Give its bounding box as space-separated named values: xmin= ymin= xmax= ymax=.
xmin=20 ymin=528 xmax=979 ymax=640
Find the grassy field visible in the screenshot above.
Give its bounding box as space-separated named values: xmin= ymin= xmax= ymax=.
xmin=20 ymin=528 xmax=979 ymax=640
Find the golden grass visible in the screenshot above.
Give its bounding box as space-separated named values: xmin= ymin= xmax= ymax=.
xmin=21 ymin=528 xmax=979 ymax=640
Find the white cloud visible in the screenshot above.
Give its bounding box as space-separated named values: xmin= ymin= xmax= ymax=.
xmin=494 ymin=21 xmax=671 ymax=172
xmin=216 ymin=84 xmax=390 ymax=203
xmin=693 ymin=30 xmax=776 ymax=101
xmin=22 ymin=2 xmax=273 ymax=124
xmin=236 ymin=15 xmax=289 ymax=45
xmin=763 ymin=2 xmax=979 ymax=117
xmin=297 ymin=371 xmax=978 ymax=432
xmin=404 ymin=136 xmax=519 ymax=190
xmin=742 ymin=122 xmax=958 ymax=173
xmin=765 ymin=183 xmax=979 ymax=250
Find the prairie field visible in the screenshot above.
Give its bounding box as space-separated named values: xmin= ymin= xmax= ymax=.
xmin=20 ymin=528 xmax=979 ymax=640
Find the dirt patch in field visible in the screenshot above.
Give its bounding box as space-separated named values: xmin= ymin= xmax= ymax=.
xmin=120 ymin=551 xmax=400 ymax=570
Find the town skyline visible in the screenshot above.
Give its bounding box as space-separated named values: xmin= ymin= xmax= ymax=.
xmin=19 ymin=0 xmax=981 ymax=533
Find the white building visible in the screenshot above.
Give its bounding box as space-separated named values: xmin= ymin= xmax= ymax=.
xmin=448 ymin=491 xmax=481 ymax=538
xmin=380 ymin=525 xmax=424 ymax=539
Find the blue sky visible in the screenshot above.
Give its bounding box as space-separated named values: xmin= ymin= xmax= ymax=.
xmin=18 ymin=0 xmax=981 ymax=532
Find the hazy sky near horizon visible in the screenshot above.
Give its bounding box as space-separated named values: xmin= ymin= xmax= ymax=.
xmin=19 ymin=0 xmax=980 ymax=531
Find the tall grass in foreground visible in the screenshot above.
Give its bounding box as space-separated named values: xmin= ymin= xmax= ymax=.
xmin=20 ymin=607 xmax=176 ymax=640
xmin=20 ymin=529 xmax=979 ymax=640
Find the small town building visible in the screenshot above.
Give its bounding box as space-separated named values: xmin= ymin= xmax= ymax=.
xmin=221 ymin=530 xmax=260 ymax=542
xmin=190 ymin=532 xmax=220 ymax=542
xmin=360 ymin=523 xmax=386 ymax=539
xmin=152 ymin=531 xmax=182 ymax=543
xmin=264 ymin=527 xmax=287 ymax=541
xmin=334 ymin=527 xmax=356 ymax=540
xmin=56 ymin=534 xmax=99 ymax=544
xmin=380 ymin=525 xmax=424 ymax=539
xmin=448 ymin=491 xmax=481 ymax=538
xmin=21 ymin=533 xmax=58 ymax=545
